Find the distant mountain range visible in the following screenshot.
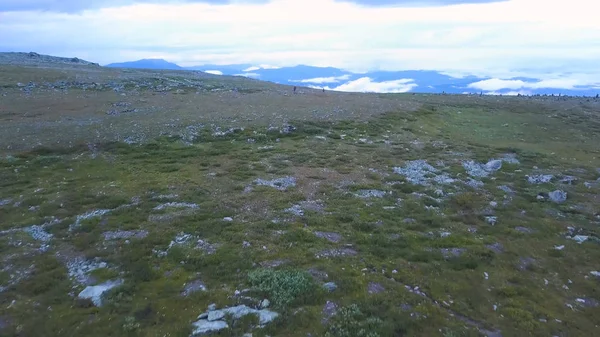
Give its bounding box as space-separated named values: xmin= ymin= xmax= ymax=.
xmin=105 ymin=59 xmax=600 ymax=96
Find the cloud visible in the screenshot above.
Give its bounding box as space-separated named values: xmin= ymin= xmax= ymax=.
xmin=468 ymin=77 xmax=600 ymax=91
xmin=204 ymin=70 xmax=223 ymax=75
xmin=243 ymin=64 xmax=281 ymax=71
xmin=234 ymin=72 xmax=261 ymax=78
xmin=295 ymin=75 xmax=351 ymax=84
xmin=325 ymin=77 xmax=417 ymax=93
xmin=0 ymin=0 xmax=599 ymax=80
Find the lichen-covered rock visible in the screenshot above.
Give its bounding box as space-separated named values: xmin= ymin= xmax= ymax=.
xmin=78 ymin=279 xmax=123 ymax=306
xmin=548 ymin=190 xmax=567 ymax=203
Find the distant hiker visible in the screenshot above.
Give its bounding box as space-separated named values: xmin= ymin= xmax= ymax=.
xmin=322 ymin=88 xmax=325 ymax=93
xmin=596 ymin=94 xmax=599 ymax=99
xmin=293 ymin=86 xmax=297 ymax=94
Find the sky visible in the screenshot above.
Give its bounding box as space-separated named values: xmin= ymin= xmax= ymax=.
xmin=1 ymin=0 xmax=599 ymax=92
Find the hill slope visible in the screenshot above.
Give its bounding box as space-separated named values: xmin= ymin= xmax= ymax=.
xmin=105 ymin=58 xmax=183 ymax=70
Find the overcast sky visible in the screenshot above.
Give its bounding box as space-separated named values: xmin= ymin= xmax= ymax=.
xmin=0 ymin=0 xmax=598 ymax=79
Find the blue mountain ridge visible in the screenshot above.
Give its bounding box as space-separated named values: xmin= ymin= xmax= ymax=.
xmin=103 ymin=59 xmax=599 ymax=96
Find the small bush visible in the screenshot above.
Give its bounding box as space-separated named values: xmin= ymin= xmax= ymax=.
xmin=325 ymin=304 xmax=383 ymax=337
xmin=248 ymin=268 xmax=317 ymax=308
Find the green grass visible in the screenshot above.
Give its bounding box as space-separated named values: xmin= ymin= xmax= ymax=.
xmin=1 ymin=76 xmax=600 ymax=337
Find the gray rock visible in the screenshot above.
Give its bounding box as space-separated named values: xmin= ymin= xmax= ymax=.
xmin=497 ymin=185 xmax=514 ymax=194
xmin=182 ymin=279 xmax=207 ymax=296
xmin=485 ymin=216 xmax=498 ymax=225
xmin=548 ymin=190 xmax=567 ymax=203
xmin=77 ymin=279 xmax=123 ymax=306
xmin=285 ymin=204 xmax=304 ymax=216
xmin=354 ymin=189 xmax=387 ymax=198
xmin=316 ymin=248 xmax=357 ymax=259
xmin=102 ymin=230 xmax=148 ymax=241
xmin=208 ymin=303 xmax=217 ymax=311
xmin=260 ymin=259 xmax=288 ymax=268
xmin=441 ymin=248 xmax=467 ymax=259
xmin=323 ymin=282 xmax=337 ymax=292
xmin=153 ymin=202 xmax=199 ymax=211
xmin=254 ymin=177 xmax=296 ymax=191
xmin=465 ymin=178 xmax=484 ymax=188
xmin=575 ymin=298 xmax=599 ymax=308
xmin=463 ymin=161 xmax=490 ymax=178
xmin=207 ymin=310 xmax=225 ymax=321
xmin=314 ymin=231 xmax=342 ymax=243
xmin=367 ymin=282 xmax=385 ymax=294
xmin=260 ymin=299 xmax=270 ymax=309
xmin=485 ymin=160 xmax=503 ymax=171
xmin=518 ymin=257 xmax=536 ymax=271
xmin=322 ymin=301 xmax=338 ymax=323
xmin=223 ymin=217 xmax=233 ymax=222
xmin=393 ymin=160 xmax=453 ymax=186
xmin=486 ymin=242 xmax=504 ymax=254
xmin=191 ymin=319 xmax=229 ymax=335
xmin=560 ymin=176 xmax=578 ymax=185
xmin=527 ymin=175 xmax=553 ymax=184
xmin=515 ymin=226 xmax=533 ymax=233
xmin=222 ymin=305 xmax=279 ymax=325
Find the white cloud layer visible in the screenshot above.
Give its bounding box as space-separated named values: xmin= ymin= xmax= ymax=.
xmin=204 ymin=70 xmax=223 ymax=75
xmin=468 ymin=76 xmax=600 ymax=91
xmin=295 ymin=75 xmax=351 ymax=84
xmin=0 ymin=0 xmax=598 ymax=78
xmin=323 ymin=77 xmax=418 ymax=93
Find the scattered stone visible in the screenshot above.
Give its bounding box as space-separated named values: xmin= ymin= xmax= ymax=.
xmin=590 ymin=271 xmax=600 ymax=278
xmin=440 ymin=248 xmax=466 ymax=259
xmin=440 ymin=231 xmax=452 ymax=238
xmin=527 ymin=175 xmax=554 ymax=184
xmin=254 ymin=177 xmax=297 ymax=191
xmin=191 ymin=320 xmax=229 ymax=335
xmin=548 ymin=190 xmax=567 ymax=203
xmin=554 ymin=245 xmax=565 ymax=250
xmin=242 ymin=241 xmax=251 ymax=248
xmin=465 ymin=178 xmax=484 ymax=188
xmin=195 ymin=239 xmax=220 ymax=255
xmin=498 ymin=185 xmax=514 ymax=194
xmin=515 ymin=226 xmax=533 ymax=234
xmin=65 ymin=257 xmax=108 ymax=286
xmin=367 ymin=282 xmax=385 ymax=294
xmin=500 ymin=153 xmax=520 ymax=164
xmin=321 ymin=301 xmax=338 ymax=323
xmin=70 ymin=209 xmax=111 ymax=231
xmin=308 ymin=268 xmax=329 ymax=281
xmin=0 ymin=199 xmax=11 ymax=206
xmin=102 ymin=230 xmax=148 ymax=241
xmin=485 ymin=216 xmax=498 ymax=225
xmin=316 ymin=248 xmax=357 ymax=259
xmin=314 ymin=231 xmax=342 ymax=243
xmin=575 ymin=298 xmax=599 ymax=308
xmin=486 ymin=242 xmax=504 ymax=254
xmin=207 ymin=310 xmax=225 ymax=321
xmin=223 ymin=217 xmax=233 ymax=222
xmin=560 ymin=176 xmax=578 ymax=185
xmin=463 ymin=160 xmax=501 ymax=178
xmin=182 ymin=279 xmax=207 ymax=296
xmin=403 ymin=218 xmax=416 ymax=224
xmin=570 ymin=235 xmax=589 ymax=244
xmin=153 ymin=202 xmax=199 ymax=211
xmin=259 ymin=259 xmax=288 ymax=268
xmin=78 ymin=279 xmax=123 ymax=306
xmin=485 ymin=160 xmax=503 ymax=171
xmin=354 ymin=189 xmax=388 ymax=198
xmin=285 ymin=204 xmax=304 ymax=216
xmin=517 ymin=257 xmax=536 ymax=271
xmin=23 ymin=225 xmax=53 ymax=242
xmin=393 ymin=160 xmax=452 ymax=186
xmin=260 ymin=299 xmax=270 ymax=309
xmin=323 ymin=282 xmax=337 ymax=292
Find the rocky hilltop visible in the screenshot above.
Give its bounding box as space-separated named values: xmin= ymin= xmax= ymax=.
xmin=0 ymin=52 xmax=99 ymax=67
